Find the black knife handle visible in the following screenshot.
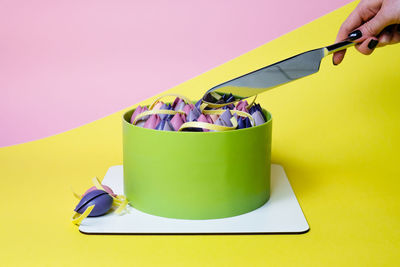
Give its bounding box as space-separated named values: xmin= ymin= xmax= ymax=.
xmin=325 ymin=40 xmax=355 ymax=55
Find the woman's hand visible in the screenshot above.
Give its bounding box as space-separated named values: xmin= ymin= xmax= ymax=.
xmin=333 ymin=0 xmax=400 ymax=65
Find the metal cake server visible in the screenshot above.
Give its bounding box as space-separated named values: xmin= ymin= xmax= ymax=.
xmin=202 ymin=40 xmax=355 ymax=105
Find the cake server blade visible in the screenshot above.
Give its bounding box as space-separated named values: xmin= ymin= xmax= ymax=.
xmin=202 ymin=40 xmax=354 ymax=105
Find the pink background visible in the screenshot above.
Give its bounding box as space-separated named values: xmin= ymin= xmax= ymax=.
xmin=0 ymin=0 xmax=351 ymax=147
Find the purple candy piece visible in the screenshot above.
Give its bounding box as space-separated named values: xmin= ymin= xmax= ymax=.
xmin=220 ymin=110 xmax=233 ymax=127
xmin=135 ymin=106 xmax=149 ymax=122
xmin=197 ymin=114 xmax=210 ymax=132
xmin=163 ymin=120 xmax=174 ymax=131
xmin=74 ymin=189 xmax=113 ymax=217
xmin=249 ymin=105 xmax=256 ymax=114
xmin=226 ymin=94 xmax=235 ymax=103
xmin=252 ymin=104 xmax=258 ymax=113
xmin=159 ymin=104 xmax=169 ymax=120
xmin=237 ymin=117 xmax=245 ymax=129
xmin=222 ymin=103 xmax=235 ymax=110
xmin=214 ymin=117 xmax=225 ymax=126
xmin=195 ymin=99 xmax=202 ymax=109
xmin=210 ymin=114 xmax=219 ymax=123
xmin=236 ymin=100 xmax=249 ymax=112
xmin=156 ymin=118 xmax=167 ymax=130
xmin=255 ymin=103 xmax=262 ymax=112
xmin=235 ymin=101 xmax=244 ymax=110
xmin=166 ymin=103 xmax=173 ymax=119
xmin=197 ymin=114 xmax=207 ymax=123
xmin=206 ymin=115 xmax=213 ymax=124
xmin=175 ymin=101 xmax=185 ymax=111
xmin=187 ymin=111 xmax=196 ymax=122
xmin=153 ymin=101 xmax=164 ymax=110
xmin=252 ymin=110 xmax=265 ymax=126
xmin=160 ymin=103 xmax=174 ymax=120
xmin=183 ymin=104 xmax=192 ymax=115
xmin=255 ymin=103 xmax=267 ymax=121
xmin=187 ymin=107 xmax=201 ymax=122
xmin=244 ymin=117 xmax=252 ymax=128
xmin=172 ymin=97 xmax=183 ymax=109
xmin=180 ymin=113 xmax=187 ymax=123
xmin=144 ymin=114 xmax=160 ymax=129
xmin=130 ymin=106 xmax=143 ymax=123
xmin=170 ymin=113 xmax=184 ymax=131
xmin=224 ymin=104 xmax=231 ymax=110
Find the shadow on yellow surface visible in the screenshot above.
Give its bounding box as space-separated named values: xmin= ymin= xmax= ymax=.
xmin=1 ymin=1 xmax=399 ymax=266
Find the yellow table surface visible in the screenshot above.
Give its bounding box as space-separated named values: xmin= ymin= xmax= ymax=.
xmin=1 ymin=2 xmax=400 ymax=266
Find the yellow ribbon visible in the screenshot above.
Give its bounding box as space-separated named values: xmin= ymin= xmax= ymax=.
xmin=179 ymin=116 xmax=238 ymax=132
xmin=72 ymin=205 xmax=94 ymax=226
xmin=202 ymin=109 xmax=256 ymax=127
xmin=113 ymin=195 xmax=129 ymax=214
xmin=246 ymin=94 xmax=257 ymax=110
xmin=71 ymin=186 xmax=82 ymax=199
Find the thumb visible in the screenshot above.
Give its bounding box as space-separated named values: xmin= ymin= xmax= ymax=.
xmin=358 ymin=12 xmax=390 ymax=39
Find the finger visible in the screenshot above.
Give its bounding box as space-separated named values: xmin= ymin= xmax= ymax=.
xmin=335 ymin=6 xmax=365 ymax=42
xmin=378 ymin=29 xmax=393 ymax=47
xmin=355 ymin=37 xmax=379 ymax=55
xmin=377 ymin=25 xmax=395 ymax=47
xmin=332 ymin=50 xmax=346 ymax=65
xmin=391 ymin=24 xmax=400 ymax=44
xmin=336 ymin=1 xmax=382 ymax=42
xmin=333 ymin=6 xmax=365 ymax=65
xmin=357 ymin=12 xmax=390 ymax=41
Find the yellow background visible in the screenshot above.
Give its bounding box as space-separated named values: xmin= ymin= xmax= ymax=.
xmin=1 ymin=1 xmax=400 ymax=266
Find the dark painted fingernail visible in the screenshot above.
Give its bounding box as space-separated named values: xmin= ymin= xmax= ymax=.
xmin=348 ymin=30 xmax=362 ymax=40
xmin=368 ymin=39 xmax=378 ymax=50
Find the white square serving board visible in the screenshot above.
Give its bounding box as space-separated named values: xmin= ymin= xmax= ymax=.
xmin=79 ymin=164 xmax=309 ymax=234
